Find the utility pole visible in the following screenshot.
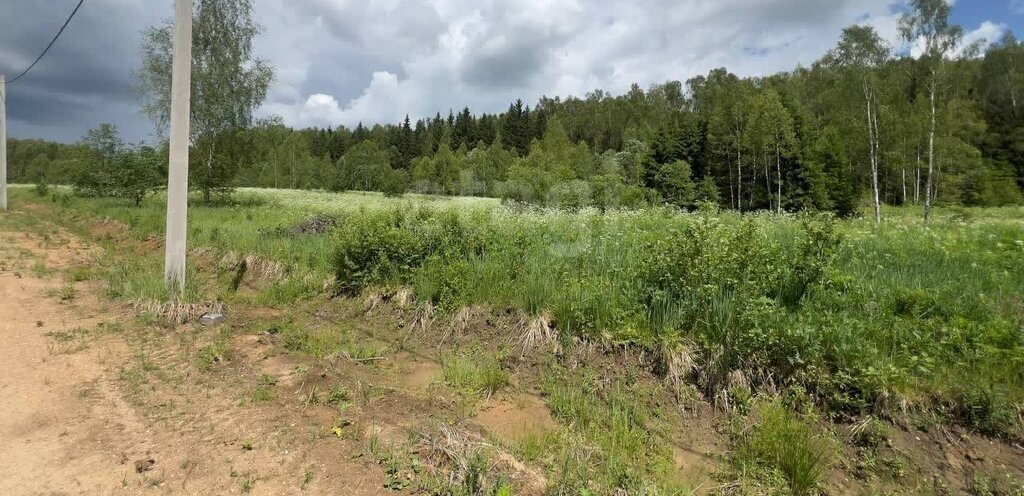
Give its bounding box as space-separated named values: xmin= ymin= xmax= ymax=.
xmin=164 ymin=0 xmax=193 ymax=291
xmin=1 ymin=74 xmax=7 ymax=211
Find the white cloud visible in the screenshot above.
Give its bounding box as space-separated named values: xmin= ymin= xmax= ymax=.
xmin=907 ymin=20 xmax=1006 ymax=58
xmin=3 ymin=0 xmax=1011 ymax=142
xmin=959 ymin=20 xmax=1007 ymax=55
xmin=250 ymin=0 xmax=1005 ymax=130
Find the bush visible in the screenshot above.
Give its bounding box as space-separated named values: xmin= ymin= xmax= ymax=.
xmin=33 ymin=181 xmax=50 ymax=197
xmin=321 ymin=199 xmax=1024 ymax=438
xmin=656 ymin=160 xmax=696 ymax=208
xmin=547 ymin=180 xmax=593 ymax=210
xmin=331 ymin=208 xmax=493 ymax=295
xmin=778 ymin=215 xmax=842 ymax=309
xmin=380 ymin=168 xmax=409 ymax=198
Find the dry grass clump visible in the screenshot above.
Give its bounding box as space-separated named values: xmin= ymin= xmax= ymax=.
xmin=516 ymin=313 xmax=558 ymax=356
xmin=291 ymin=214 xmax=338 ymax=235
xmin=411 ymin=302 xmax=436 ymax=335
xmin=132 ymin=299 xmax=226 ymax=325
xmin=393 ymin=287 xmax=415 ymax=308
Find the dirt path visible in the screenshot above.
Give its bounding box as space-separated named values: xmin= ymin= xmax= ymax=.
xmin=0 ymin=229 xmax=134 ymax=494
xmin=0 ymin=226 xmax=387 ymax=495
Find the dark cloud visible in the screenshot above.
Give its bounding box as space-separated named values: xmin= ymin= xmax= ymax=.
xmin=0 ymin=0 xmax=1011 ymax=142
xmin=461 ymin=35 xmax=551 ymax=89
xmin=0 ymin=0 xmax=165 ymax=142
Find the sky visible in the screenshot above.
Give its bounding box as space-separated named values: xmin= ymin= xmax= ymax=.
xmin=0 ymin=0 xmax=1020 ymax=144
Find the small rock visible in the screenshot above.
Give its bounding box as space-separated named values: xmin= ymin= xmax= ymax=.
xmin=199 ymin=313 xmax=226 ymax=326
xmin=134 ymin=458 xmax=156 ymax=473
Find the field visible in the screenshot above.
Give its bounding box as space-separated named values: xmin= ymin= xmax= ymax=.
xmin=3 ymin=184 xmax=1024 ymax=495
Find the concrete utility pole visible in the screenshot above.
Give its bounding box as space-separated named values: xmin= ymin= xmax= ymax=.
xmin=1 ymin=74 xmax=7 ymax=211
xmin=164 ymin=0 xmax=193 ymax=291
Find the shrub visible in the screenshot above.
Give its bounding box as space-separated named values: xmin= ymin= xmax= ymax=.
xmin=778 ymin=215 xmax=842 ymax=309
xmin=547 ymin=180 xmax=593 ymax=210
xmin=331 ymin=208 xmax=493 ymax=295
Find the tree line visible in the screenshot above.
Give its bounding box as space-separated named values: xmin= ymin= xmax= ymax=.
xmin=7 ymin=0 xmax=1024 ymax=219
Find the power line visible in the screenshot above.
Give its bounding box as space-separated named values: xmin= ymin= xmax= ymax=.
xmin=6 ymin=0 xmax=85 ymax=85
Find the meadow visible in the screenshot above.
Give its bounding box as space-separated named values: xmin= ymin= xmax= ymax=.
xmin=8 ymin=184 xmax=1024 ymax=494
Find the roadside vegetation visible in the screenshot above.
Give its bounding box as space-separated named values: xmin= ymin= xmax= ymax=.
xmin=6 ymin=185 xmax=1024 ymax=494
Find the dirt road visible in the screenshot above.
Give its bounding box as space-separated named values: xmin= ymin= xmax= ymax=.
xmin=0 ymin=224 xmax=387 ymax=495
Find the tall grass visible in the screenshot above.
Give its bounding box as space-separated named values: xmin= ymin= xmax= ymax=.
xmin=733 ymin=400 xmax=838 ymax=495
xmin=8 ymin=186 xmax=1024 ymax=437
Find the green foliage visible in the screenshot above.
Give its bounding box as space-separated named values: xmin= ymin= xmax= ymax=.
xmin=14 ymin=179 xmax=1024 ymax=440
xmin=442 ymin=352 xmax=509 ymax=398
xmin=196 ymin=331 xmax=233 ymax=371
xmin=543 ymin=371 xmax=685 ymax=494
xmin=656 ymin=160 xmax=697 ymax=208
xmin=732 ymin=401 xmax=838 ymax=495
xmin=970 ymin=470 xmax=1024 ymax=496
xmin=34 ymin=181 xmax=50 ymax=197
xmin=72 ymin=123 xmax=123 ymax=197
xmin=336 ymin=139 xmax=407 ymax=194
xmin=113 ymin=146 xmax=164 ymax=206
xmin=68 ymin=124 xmax=165 ymax=204
xmin=546 ymin=179 xmax=593 ymax=210
xmin=137 ymin=0 xmax=274 ymax=202
xmin=331 ymin=208 xmax=491 ymax=296
xmin=13 ymin=0 xmax=1024 ymax=215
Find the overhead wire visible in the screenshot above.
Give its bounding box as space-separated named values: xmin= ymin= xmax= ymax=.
xmin=6 ymin=0 xmax=86 ymax=85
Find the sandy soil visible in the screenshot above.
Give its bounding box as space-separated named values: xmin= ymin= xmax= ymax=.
xmin=0 ymin=226 xmax=388 ymax=495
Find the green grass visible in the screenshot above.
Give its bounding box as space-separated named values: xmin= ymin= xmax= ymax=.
xmin=441 ymin=352 xmax=509 ymax=398
xmin=6 ymin=186 xmax=1024 ymax=494
xmin=273 ymin=319 xmax=381 ymax=360
xmin=5 ymin=186 xmax=1024 ymax=438
xmin=731 ymin=400 xmax=838 ymax=495
xmin=195 ymin=328 xmax=234 ymax=370
xmin=541 ymin=369 xmax=690 ymax=494
xmin=251 ymin=387 xmax=274 ymax=403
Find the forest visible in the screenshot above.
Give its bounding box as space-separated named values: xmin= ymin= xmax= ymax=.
xmin=9 ymin=18 xmax=1024 ymax=219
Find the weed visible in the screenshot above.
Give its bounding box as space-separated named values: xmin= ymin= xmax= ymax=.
xmin=442 ymin=352 xmax=508 ymax=398
xmin=970 ymin=470 xmax=1024 ymax=496
xmin=541 ymin=369 xmax=689 ymax=493
xmin=326 ymin=386 xmax=351 ymax=407
xmin=118 ymin=366 xmax=147 ymax=397
xmin=850 ymin=417 xmax=889 ymax=449
xmin=196 ymin=344 xmax=228 ymax=370
xmin=196 ymin=328 xmax=233 ymax=371
xmin=251 ymin=387 xmax=274 ymax=403
xmin=49 ymin=283 xmax=75 ymax=302
xmin=66 ymin=266 xmax=91 ymax=282
xmin=240 ymin=471 xmax=258 ymax=493
xmin=732 ymin=400 xmax=838 ymax=495
xmin=31 ymin=260 xmax=51 ymax=277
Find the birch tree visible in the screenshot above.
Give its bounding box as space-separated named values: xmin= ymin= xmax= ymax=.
xmin=706 ymin=70 xmax=752 ymax=211
xmin=137 ymin=0 xmax=274 ymax=203
xmin=900 ymin=0 xmax=963 ymax=222
xmin=827 ymin=25 xmax=889 ymax=224
xmin=747 ymin=89 xmax=796 ymax=213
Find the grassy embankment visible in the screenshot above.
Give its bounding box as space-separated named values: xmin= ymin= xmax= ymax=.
xmin=6 ymin=184 xmax=1024 ymax=494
